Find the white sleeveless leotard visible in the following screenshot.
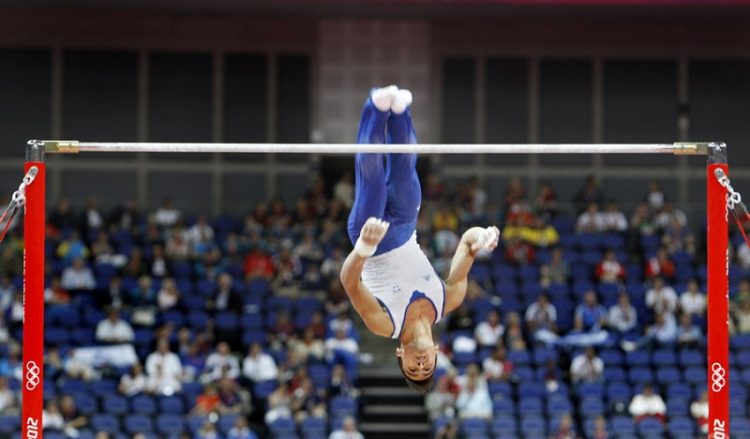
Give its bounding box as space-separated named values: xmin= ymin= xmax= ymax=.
xmin=361 ymin=233 xmax=445 ymax=339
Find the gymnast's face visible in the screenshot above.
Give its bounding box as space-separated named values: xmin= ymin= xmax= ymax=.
xmin=397 ymin=338 xmax=439 ymax=381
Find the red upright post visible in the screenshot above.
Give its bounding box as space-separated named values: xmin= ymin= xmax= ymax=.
xmin=22 ymin=140 xmax=45 ymax=439
xmin=707 ymin=142 xmax=729 ymax=439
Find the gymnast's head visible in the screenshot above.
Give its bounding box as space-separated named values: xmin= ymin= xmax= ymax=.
xmin=396 ymin=336 xmax=438 ymax=394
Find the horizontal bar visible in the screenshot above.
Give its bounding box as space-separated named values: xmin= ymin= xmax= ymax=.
xmin=38 ymin=140 xmax=711 ymax=155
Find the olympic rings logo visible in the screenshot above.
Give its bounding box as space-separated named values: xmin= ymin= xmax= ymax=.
xmin=711 ymin=362 xmax=726 ymax=393
xmin=25 ymin=361 xmax=40 ymax=391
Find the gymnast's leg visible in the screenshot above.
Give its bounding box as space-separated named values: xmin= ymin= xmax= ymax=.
xmin=347 ymin=89 xmax=394 ymax=245
xmin=384 ymin=90 xmax=421 ymax=230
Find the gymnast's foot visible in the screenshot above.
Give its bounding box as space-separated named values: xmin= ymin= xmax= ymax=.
xmin=371 ymin=85 xmax=398 ymax=112
xmin=391 ymin=88 xmax=413 ymax=115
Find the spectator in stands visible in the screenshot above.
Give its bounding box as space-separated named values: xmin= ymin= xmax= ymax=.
xmin=676 ymin=313 xmax=702 ymax=348
xmin=148 ymin=244 xmax=169 ymax=278
xmin=157 ymin=277 xmax=181 ymax=310
xmin=534 ymin=181 xmax=559 ymax=220
xmin=607 ymin=292 xmax=638 ymax=334
xmin=628 ymin=202 xmax=657 ymax=249
xmin=264 ymin=382 xmax=292 ymax=424
xmin=49 ymin=197 xmax=76 ymax=233
xmin=645 ymin=181 xmax=666 ymax=213
xmin=202 ymin=341 xmax=241 ymax=383
xmin=79 ymin=195 xmax=104 ymax=236
xmin=325 ymin=327 xmax=359 ymax=377
xmin=121 ymin=247 xmax=146 ymax=278
xmin=91 ymin=230 xmax=126 ymax=268
xmin=196 ymin=420 xmax=221 ymax=439
xmin=733 ymin=300 xmax=750 ymax=334
xmin=289 ymin=328 xmax=326 ymax=363
xmin=57 ymin=231 xmax=90 ymax=266
xmin=691 ymin=390 xmax=709 ymax=434
xmin=61 ymin=348 xmax=99 ymax=382
xmin=42 ymin=399 xmax=65 ymax=432
xmin=129 ymin=275 xmax=157 ymax=326
xmin=330 ymin=363 xmax=358 ymax=398
xmin=59 ymin=395 xmax=88 ymax=435
xmin=474 ymin=310 xmax=504 ymax=348
xmin=228 ymin=416 xmax=257 ymax=439
xmin=243 ymin=342 xmax=278 ymax=383
xmin=456 ymin=374 xmax=492 ymax=420
xmin=591 ymin=415 xmax=609 ymax=439
xmin=504 ymin=312 xmax=528 ymax=351
xmin=575 ymin=291 xmax=607 ymax=331
xmin=662 ymin=216 xmax=695 ymax=256
xmin=0 ymin=377 xmax=16 ymax=414
xmin=186 ymin=214 xmax=215 ymax=256
xmin=207 ymin=273 xmax=242 ymax=312
xmin=542 ymin=359 xmax=560 ymax=393
xmin=645 ymin=277 xmax=678 ymax=315
xmin=525 ymin=293 xmax=557 ymax=335
xmin=540 ymin=247 xmax=570 ymax=287
xmin=482 ymin=344 xmax=513 ymax=382
xmin=576 ymin=203 xmax=605 ymax=233
xmin=595 ymin=250 xmax=626 ymax=284
xmin=118 ymin=362 xmax=148 ymax=396
xmin=520 ymin=217 xmax=558 ymax=249
xmin=434 ymin=420 xmax=458 ymax=439
xmin=679 ymin=279 xmax=705 ymax=316
xmin=154 ymin=197 xmax=181 ymax=228
xmin=191 ymin=384 xmax=221 ymax=416
xmin=216 ymin=377 xmax=250 ymax=415
xmin=425 ymin=375 xmax=456 ymax=420
xmin=645 ymin=247 xmax=675 ymax=280
xmin=291 ymin=377 xmax=326 ymax=422
xmin=145 ymin=338 xmax=183 ymax=395
xmin=600 ymin=199 xmax=628 ymax=233
xmin=165 ymin=226 xmax=190 ymax=261
xmin=737 ymin=241 xmax=750 ymax=270
xmin=570 ymin=347 xmax=603 ymax=384
xmin=504 ymin=236 xmax=535 ymax=265
xmin=551 ymin=413 xmax=576 ymax=439
xmin=622 ymin=311 xmax=677 ymax=351
xmin=5 ymin=291 xmax=23 ymax=333
xmin=329 ymin=416 xmax=364 ymax=439
xmin=61 ymin=257 xmax=96 ymax=291
xmin=243 ymin=244 xmax=275 ymax=280
xmin=655 ymin=201 xmax=686 ymax=230
xmin=573 ymin=175 xmax=605 ymax=214
xmin=95 ymin=308 xmax=134 ymax=343
xmin=629 ymin=383 xmax=666 ymax=424
xmin=44 ymin=277 xmax=71 ymax=305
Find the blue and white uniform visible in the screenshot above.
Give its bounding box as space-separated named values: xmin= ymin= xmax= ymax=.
xmin=347 ymin=95 xmax=445 ymax=339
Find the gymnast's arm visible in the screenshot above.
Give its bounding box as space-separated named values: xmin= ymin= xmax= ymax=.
xmin=444 ymin=226 xmax=499 ymax=313
xmin=340 ymin=252 xmax=393 ymax=338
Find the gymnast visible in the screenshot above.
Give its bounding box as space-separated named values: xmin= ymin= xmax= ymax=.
xmin=339 ymin=86 xmax=500 ymax=393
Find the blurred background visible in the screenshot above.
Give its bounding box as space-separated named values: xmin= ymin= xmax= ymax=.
xmin=1 ymin=1 xmax=750 ymax=439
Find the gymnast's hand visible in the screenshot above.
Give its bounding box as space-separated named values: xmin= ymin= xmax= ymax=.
xmin=470 ymin=226 xmax=500 ymax=254
xmin=354 ymin=217 xmax=390 ymax=258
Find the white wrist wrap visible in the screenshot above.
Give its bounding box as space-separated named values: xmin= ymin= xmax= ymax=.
xmin=354 ymin=238 xmax=377 ymax=258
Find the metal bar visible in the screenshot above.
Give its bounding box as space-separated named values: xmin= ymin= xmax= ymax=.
xmin=707 ymin=142 xmax=730 ymax=439
xmin=22 ymin=140 xmax=45 ymax=439
xmin=40 ymin=140 xmax=710 ymax=155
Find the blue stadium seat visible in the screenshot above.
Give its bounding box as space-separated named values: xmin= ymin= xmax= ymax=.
xmin=45 ymin=326 xmax=70 ymax=345
xmin=329 ymin=397 xmax=357 ymax=417
xmin=215 ymin=311 xmax=240 ymax=330
xmin=268 ymin=417 xmax=296 ymax=436
xmin=72 ymin=392 xmax=98 ymax=416
xmin=161 ymin=309 xmax=185 ymax=327
xmin=254 ymin=380 xmax=278 ymax=399
xmin=599 ymin=349 xmax=623 ymax=367
xmin=610 ymin=416 xmax=635 ymax=436
xmin=70 ymin=328 xmax=96 ymax=346
xmin=576 ymin=381 xmax=604 ymax=398
xmin=491 ymin=415 xmax=517 ymax=436
xmin=156 ymin=414 xmax=185 ymax=435
xmin=628 ymin=367 xmax=654 ymax=384
xmin=655 ymin=367 xmax=681 ymax=385
xmin=667 ymin=383 xmax=693 ymax=400
xmin=492 ymin=397 xmax=515 ymax=415
xmin=0 ymin=415 xmax=20 ymax=434
xmin=606 ymin=381 xmax=632 ymax=405
xmin=218 ymin=414 xmax=239 ymax=434
xmin=684 ymin=367 xmax=707 ymax=385
xmin=461 ymin=418 xmax=489 ymax=436
xmin=547 ymin=283 xmax=570 ymax=299
xmin=159 ymin=395 xmax=185 ymax=415
xmin=517 ymin=381 xmax=546 ymax=399
xmin=187 ymin=310 xmax=210 ymax=330
xmin=679 ymin=349 xmax=704 ymax=368
xmin=532 ymin=347 xmax=557 ymax=365
xmin=242 ymin=330 xmax=267 ymax=345
xmin=637 ymin=417 xmax=664 ymax=436
xmin=580 ymin=395 xmax=605 ymax=417
xmin=124 ymin=414 xmax=154 ymax=434
xmin=666 ymin=397 xmax=689 ymax=417
xmin=518 ymin=397 xmax=543 ymax=414
xmin=301 ymin=416 xmax=327 ymax=436
xmin=488 ymin=381 xmax=512 ymax=398
xmin=507 ymin=350 xmax=530 ymax=366
xmin=187 ymin=416 xmax=208 ymax=434
xmin=131 ymin=394 xmax=157 ymax=415
xmin=90 ymin=414 xmax=121 ymax=434
xmin=625 ymin=350 xmax=650 ymax=367
xmin=102 ymin=394 xmax=130 ymax=416
xmin=546 ymin=395 xmax=572 ymax=417
xmin=520 ymin=416 xmax=546 ymax=437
